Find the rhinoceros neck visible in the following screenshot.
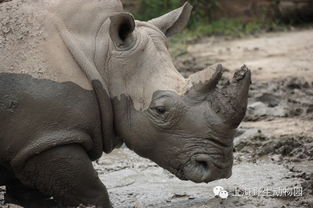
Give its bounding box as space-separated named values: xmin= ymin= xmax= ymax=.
xmin=47 ymin=0 xmax=126 ymax=153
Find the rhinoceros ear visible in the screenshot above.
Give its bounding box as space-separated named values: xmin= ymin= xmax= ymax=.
xmin=149 ymin=2 xmax=192 ymax=37
xmin=109 ymin=13 xmax=136 ymax=49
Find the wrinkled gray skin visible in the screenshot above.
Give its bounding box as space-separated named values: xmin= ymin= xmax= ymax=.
xmin=0 ymin=0 xmax=251 ymax=207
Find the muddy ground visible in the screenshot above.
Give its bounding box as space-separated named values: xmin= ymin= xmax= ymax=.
xmin=1 ymin=24 xmax=313 ymax=208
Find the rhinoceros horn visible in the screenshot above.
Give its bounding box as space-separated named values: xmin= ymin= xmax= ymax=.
xmin=224 ymin=65 xmax=251 ymax=127
xmin=187 ymin=64 xmax=224 ymax=95
xmin=188 ymin=65 xmax=251 ymax=128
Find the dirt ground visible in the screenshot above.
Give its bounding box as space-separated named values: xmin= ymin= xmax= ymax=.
xmin=1 ymin=26 xmax=313 ymax=208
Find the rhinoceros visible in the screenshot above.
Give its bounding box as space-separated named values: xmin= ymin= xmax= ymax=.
xmin=0 ymin=0 xmax=251 ymax=207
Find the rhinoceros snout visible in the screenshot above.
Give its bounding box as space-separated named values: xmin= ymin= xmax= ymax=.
xmin=181 ymin=152 xmax=233 ymax=183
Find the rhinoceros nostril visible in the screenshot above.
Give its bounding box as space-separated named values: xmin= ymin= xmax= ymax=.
xmin=196 ymin=160 xmax=209 ymax=171
xmin=195 ymin=154 xmax=211 ymax=171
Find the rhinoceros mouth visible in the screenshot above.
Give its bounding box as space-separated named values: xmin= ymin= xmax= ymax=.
xmin=177 ymin=153 xmax=233 ymax=183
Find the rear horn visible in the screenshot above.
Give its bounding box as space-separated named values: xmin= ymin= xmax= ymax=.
xmin=187 ymin=64 xmax=224 ymax=97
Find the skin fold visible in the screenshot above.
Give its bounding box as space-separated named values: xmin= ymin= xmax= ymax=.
xmin=0 ymin=0 xmax=251 ymax=207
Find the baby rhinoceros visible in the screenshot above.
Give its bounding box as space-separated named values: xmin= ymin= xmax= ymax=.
xmin=0 ymin=0 xmax=251 ymax=207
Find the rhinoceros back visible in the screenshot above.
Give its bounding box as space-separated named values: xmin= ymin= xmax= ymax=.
xmin=0 ymin=0 xmax=97 ymax=90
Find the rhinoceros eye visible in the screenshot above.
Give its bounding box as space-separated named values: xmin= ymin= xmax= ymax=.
xmin=152 ymin=106 xmax=167 ymax=115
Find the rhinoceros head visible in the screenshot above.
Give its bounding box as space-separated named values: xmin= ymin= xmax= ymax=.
xmin=106 ymin=3 xmax=251 ymax=183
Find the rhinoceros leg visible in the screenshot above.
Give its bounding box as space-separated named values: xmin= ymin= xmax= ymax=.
xmin=15 ymin=144 xmax=112 ymax=208
xmin=0 ymin=163 xmax=14 ymax=185
xmin=5 ymin=179 xmax=57 ymax=208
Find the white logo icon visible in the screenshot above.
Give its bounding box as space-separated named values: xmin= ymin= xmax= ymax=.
xmin=213 ymin=186 xmax=229 ymax=199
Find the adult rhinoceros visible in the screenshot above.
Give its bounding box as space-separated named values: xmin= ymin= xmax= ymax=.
xmin=0 ymin=0 xmax=251 ymax=207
